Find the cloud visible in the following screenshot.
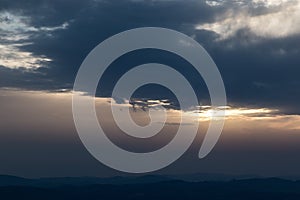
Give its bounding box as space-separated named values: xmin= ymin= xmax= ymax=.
xmin=205 ymin=0 xmax=225 ymax=7
xmin=0 ymin=43 xmax=52 ymax=69
xmin=197 ymin=0 xmax=300 ymax=40
xmin=0 ymin=11 xmax=68 ymax=69
xmin=0 ymin=0 xmax=300 ymax=115
xmin=252 ymin=0 xmax=291 ymax=7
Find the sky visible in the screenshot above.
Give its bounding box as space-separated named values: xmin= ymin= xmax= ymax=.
xmin=0 ymin=0 xmax=300 ymax=178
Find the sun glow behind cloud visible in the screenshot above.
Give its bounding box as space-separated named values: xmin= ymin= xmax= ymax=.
xmin=189 ymin=106 xmax=278 ymax=121
xmin=66 ymin=91 xmax=290 ymax=129
xmin=2 ymin=89 xmax=300 ymax=138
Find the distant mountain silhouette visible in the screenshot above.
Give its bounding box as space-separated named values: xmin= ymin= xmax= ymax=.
xmin=0 ymin=174 xmax=174 ymax=187
xmin=0 ymin=173 xmax=261 ymax=187
xmin=1 ymin=175 xmax=300 ymax=199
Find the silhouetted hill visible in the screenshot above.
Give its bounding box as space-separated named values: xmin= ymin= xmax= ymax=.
xmin=1 ymin=179 xmax=300 ymax=200
xmin=0 ymin=174 xmax=174 ymax=187
xmin=0 ymin=173 xmax=260 ymax=187
xmin=0 ymin=175 xmax=35 ymax=186
xmin=1 ymin=175 xmax=300 ymax=199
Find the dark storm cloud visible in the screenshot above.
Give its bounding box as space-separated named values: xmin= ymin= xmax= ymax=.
xmin=1 ymin=0 xmax=300 ymax=114
xmin=201 ymin=31 xmax=300 ymax=114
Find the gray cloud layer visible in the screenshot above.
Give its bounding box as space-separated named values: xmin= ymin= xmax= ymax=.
xmin=0 ymin=0 xmax=300 ymax=114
